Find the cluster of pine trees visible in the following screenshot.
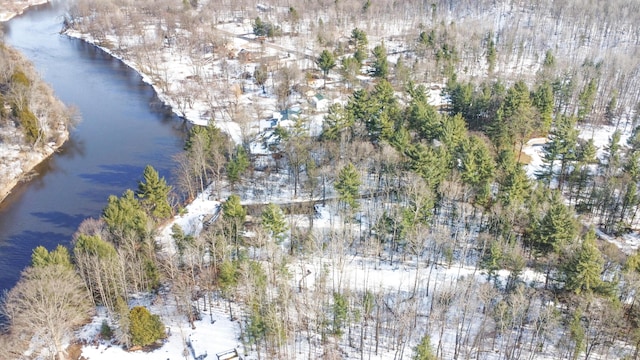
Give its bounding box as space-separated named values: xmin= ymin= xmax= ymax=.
xmin=5 ymin=0 xmax=640 ymax=358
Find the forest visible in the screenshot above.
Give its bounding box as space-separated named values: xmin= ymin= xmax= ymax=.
xmin=3 ymin=0 xmax=640 ymax=359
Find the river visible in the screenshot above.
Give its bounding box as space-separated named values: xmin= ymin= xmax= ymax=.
xmin=0 ymin=1 xmax=186 ymax=292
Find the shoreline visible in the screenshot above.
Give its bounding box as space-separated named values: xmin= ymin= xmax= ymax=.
xmin=0 ymin=0 xmax=49 ymax=22
xmin=0 ymin=0 xmax=70 ymax=205
xmin=0 ymin=131 xmax=69 ymax=205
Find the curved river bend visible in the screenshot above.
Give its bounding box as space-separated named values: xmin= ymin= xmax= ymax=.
xmin=0 ymin=1 xmax=185 ymax=292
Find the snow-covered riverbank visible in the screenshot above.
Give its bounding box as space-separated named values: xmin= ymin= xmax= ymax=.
xmin=0 ymin=0 xmax=48 ymax=22
xmin=0 ymin=131 xmax=68 ymax=203
xmin=1 ymin=3 xmax=70 ymax=204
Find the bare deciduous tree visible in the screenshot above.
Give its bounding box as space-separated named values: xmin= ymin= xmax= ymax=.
xmin=1 ymin=265 xmax=94 ymax=360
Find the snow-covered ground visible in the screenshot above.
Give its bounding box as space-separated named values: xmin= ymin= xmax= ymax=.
xmin=78 ymin=299 xmax=242 ymax=360
xmin=17 ymin=2 xmax=633 ymax=358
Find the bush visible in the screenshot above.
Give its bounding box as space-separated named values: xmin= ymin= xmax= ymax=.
xmin=129 ymin=306 xmax=165 ymax=347
xmin=100 ymin=320 xmax=113 ymax=340
xmin=13 ymin=105 xmax=40 ymax=144
xmin=11 ymin=70 xmax=31 ymax=87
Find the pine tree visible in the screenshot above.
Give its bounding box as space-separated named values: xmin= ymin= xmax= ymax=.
xmin=334 ymin=163 xmax=361 ymax=210
xmin=577 ymin=78 xmax=597 ymax=121
xmin=102 ymin=189 xmax=149 ymax=243
xmin=322 ymin=103 xmax=355 ymax=142
xmin=171 ymin=224 xmax=194 ymax=258
xmin=371 ymin=43 xmax=389 ymax=79
xmin=498 ymin=166 xmax=531 ymax=206
xmin=350 ymin=28 xmax=368 ymax=52
xmin=316 ymin=49 xmax=336 ymax=88
xmin=331 ymin=292 xmax=348 ymax=336
xmin=31 ymin=245 xmax=73 ymax=270
xmin=261 ymin=203 xmax=287 ymax=244
xmin=223 ymin=194 xmax=246 ymax=256
xmin=528 ymin=192 xmax=577 ymax=256
xmin=491 ymin=80 xmax=535 ymax=152
xmin=564 ymin=228 xmax=604 ymax=295
xmin=538 ymin=115 xmax=579 ymax=189
xmin=439 ymin=113 xmax=468 ymax=154
xmin=408 ymin=144 xmax=449 ymax=190
xmin=414 ymin=334 xmax=436 ymax=360
xmin=137 ymin=165 xmax=172 ymax=221
xmin=406 ymin=84 xmax=441 ymax=141
xmin=460 ymin=135 xmax=495 ymax=189
xmin=532 ymin=81 xmax=555 ymax=132
xmin=486 ymin=32 xmax=497 ymax=74
xmin=73 ymin=234 xmax=121 ymax=311
xmin=227 ymin=145 xmax=249 ymax=187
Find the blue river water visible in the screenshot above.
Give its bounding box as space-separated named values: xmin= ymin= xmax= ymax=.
xmin=0 ymin=1 xmax=186 ymax=292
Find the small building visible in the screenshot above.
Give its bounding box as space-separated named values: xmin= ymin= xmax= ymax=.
xmin=310 ymin=94 xmax=329 ymax=111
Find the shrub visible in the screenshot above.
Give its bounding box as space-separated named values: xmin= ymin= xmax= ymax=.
xmin=100 ymin=320 xmax=113 ymax=340
xmin=13 ymin=105 xmax=40 ymax=144
xmin=129 ymin=306 xmax=165 ymax=347
xmin=11 ymin=70 xmax=31 ymax=87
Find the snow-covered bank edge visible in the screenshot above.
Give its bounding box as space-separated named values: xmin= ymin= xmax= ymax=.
xmin=0 ymin=131 xmax=69 ymax=204
xmin=0 ymin=0 xmax=49 ymax=23
xmin=63 ymin=30 xmax=212 ymax=130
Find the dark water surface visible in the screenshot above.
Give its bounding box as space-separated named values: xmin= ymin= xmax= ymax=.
xmin=0 ymin=1 xmax=185 ymax=292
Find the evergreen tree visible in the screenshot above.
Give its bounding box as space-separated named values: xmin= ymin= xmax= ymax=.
xmin=102 ymin=189 xmax=149 ymax=243
xmin=460 ymin=135 xmax=495 ymax=191
xmin=413 ymin=334 xmax=436 ymax=360
xmin=538 ymin=115 xmax=579 ymax=189
xmin=227 ymin=145 xmax=249 ymax=186
xmin=137 ymin=165 xmax=172 ymax=220
xmin=223 ymin=194 xmax=246 ymax=256
xmin=532 ymin=81 xmax=555 ymax=132
xmin=497 ymin=150 xmax=531 ymax=207
xmin=316 ymin=50 xmax=336 ymax=88
xmin=350 ymin=28 xmax=368 ymax=52
xmin=129 ymin=306 xmax=165 ymax=347
xmin=577 ymin=78 xmax=597 ymax=121
xmin=171 ymin=223 xmax=194 ymax=258
xmin=569 ymin=307 xmax=585 ymax=360
xmin=331 ymin=292 xmax=348 ymax=336
xmin=322 ymin=103 xmax=355 ymax=142
xmin=528 ymin=192 xmax=577 ymax=256
xmin=603 ymin=130 xmax=622 ymax=176
xmin=74 ymin=234 xmax=117 ymax=258
xmin=261 ymin=203 xmax=288 ymax=244
xmin=340 ymin=56 xmax=361 ymax=88
xmin=491 ymin=80 xmax=536 ymax=152
xmin=486 ymin=32 xmax=497 ymax=74
xmin=408 ymin=144 xmax=449 ymax=190
xmin=371 ymin=43 xmax=389 ymax=79
xmin=406 ymin=84 xmax=441 ymax=141
xmin=334 ymin=163 xmax=361 ymax=210
xmin=564 ymin=228 xmax=604 ymax=294
xmin=440 ymin=113 xmax=468 ymax=156
xmin=543 ymin=49 xmax=555 ymax=68
xmin=31 ymin=245 xmax=73 ymax=270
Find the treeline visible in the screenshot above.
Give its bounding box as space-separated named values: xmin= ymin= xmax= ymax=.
xmin=0 ymin=165 xmax=171 ymax=359
xmin=0 ymin=40 xmax=72 ymax=147
xmin=65 ymin=0 xmax=640 ymax=129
